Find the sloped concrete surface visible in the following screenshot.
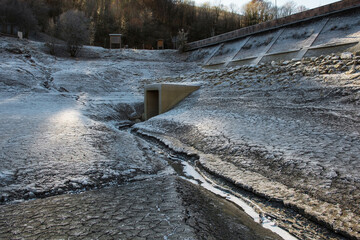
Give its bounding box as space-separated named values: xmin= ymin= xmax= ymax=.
xmin=188 ymin=8 xmax=360 ymax=67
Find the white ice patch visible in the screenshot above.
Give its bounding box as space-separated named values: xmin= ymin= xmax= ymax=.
xmin=70 ymin=176 xmax=91 ymax=186
xmin=180 ymin=161 xmax=298 ymax=240
xmin=0 ymin=170 xmax=14 ymax=183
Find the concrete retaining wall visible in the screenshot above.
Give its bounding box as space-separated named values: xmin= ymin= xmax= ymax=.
xmin=186 ymin=3 xmax=360 ymax=67
xmin=187 ymin=0 xmax=360 ymax=51
xmin=144 ymin=84 xmax=200 ymax=120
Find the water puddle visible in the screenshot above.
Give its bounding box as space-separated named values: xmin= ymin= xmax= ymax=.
xmin=167 ymin=153 xmax=298 ymax=240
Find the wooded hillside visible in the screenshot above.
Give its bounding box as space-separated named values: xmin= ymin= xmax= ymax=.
xmin=0 ymin=0 xmax=305 ymax=49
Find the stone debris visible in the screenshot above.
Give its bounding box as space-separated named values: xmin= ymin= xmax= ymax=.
xmin=340 ymin=52 xmax=354 ymax=60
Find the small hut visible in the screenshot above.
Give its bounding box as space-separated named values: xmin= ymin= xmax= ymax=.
xmin=157 ymin=39 xmax=164 ymax=50
xmin=109 ymin=34 xmax=122 ymax=49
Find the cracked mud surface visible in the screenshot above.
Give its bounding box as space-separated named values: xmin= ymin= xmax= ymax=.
xmin=0 ymin=177 xmax=282 ymax=240
xmin=1 ymin=36 xmax=360 ymax=239
xmin=0 ymin=177 xmax=193 ymax=240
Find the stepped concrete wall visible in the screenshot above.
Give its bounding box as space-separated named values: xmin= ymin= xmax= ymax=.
xmin=186 ymin=0 xmax=360 ymax=67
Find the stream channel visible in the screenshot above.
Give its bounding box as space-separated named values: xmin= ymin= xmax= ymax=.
xmin=129 ymin=128 xmax=298 ymax=240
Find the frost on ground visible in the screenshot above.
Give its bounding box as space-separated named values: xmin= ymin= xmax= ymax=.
xmin=136 ymin=56 xmax=360 ymax=238
xmin=0 ymin=36 xmax=360 ymax=239
xmin=0 ymin=92 xmax=169 ymax=200
xmin=3 ymin=37 xmax=283 ymax=240
xmin=0 ymin=37 xmax=200 ymax=202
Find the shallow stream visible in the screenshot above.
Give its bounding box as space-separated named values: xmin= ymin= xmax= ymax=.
xmin=131 ymin=129 xmax=298 ymax=240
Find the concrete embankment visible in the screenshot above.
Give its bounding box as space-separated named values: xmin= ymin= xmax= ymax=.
xmin=186 ymin=1 xmax=360 ymax=69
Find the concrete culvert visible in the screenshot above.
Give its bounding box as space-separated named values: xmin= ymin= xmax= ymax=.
xmin=144 ymin=83 xmax=200 ymax=120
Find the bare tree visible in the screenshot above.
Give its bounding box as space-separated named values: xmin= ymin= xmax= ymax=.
xmin=278 ymin=1 xmax=297 ymax=17
xmin=229 ymin=3 xmax=240 ymax=14
xmin=0 ymin=0 xmax=37 ymax=36
xmin=28 ymin=0 xmax=49 ymax=32
xmin=59 ymin=10 xmax=89 ymax=57
xmin=243 ymin=0 xmax=274 ymax=26
xmin=45 ymin=18 xmax=56 ymax=55
xmin=0 ymin=0 xmax=254 ymax=48
xmin=296 ymin=5 xmax=308 ymax=13
xmin=177 ymin=28 xmax=188 ymax=53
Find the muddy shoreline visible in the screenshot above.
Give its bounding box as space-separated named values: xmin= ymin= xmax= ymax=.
xmin=133 ymin=129 xmax=350 ymax=240
xmin=0 ymin=175 xmax=286 ymax=240
xmin=1 ymin=36 xmax=359 ymax=239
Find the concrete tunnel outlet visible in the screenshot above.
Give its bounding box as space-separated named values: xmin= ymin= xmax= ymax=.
xmin=144 ymin=83 xmax=200 ymax=120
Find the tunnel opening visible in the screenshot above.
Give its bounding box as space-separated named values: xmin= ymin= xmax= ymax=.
xmin=145 ymin=90 xmax=159 ymax=119
xmin=144 ymin=84 xmax=200 ymax=120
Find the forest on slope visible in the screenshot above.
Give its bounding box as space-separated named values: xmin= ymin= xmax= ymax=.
xmin=0 ymin=0 xmax=305 ymax=49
